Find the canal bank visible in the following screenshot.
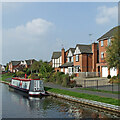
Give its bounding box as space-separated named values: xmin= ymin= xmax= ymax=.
xmin=1 ymin=80 xmax=120 ymax=115
xmin=2 ymin=83 xmax=119 ymax=119
xmin=47 ymin=91 xmax=120 ymax=114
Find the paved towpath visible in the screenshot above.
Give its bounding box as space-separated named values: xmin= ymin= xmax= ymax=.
xmin=44 ymin=82 xmax=119 ymax=99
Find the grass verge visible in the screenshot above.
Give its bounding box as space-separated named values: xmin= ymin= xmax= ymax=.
xmin=77 ymin=87 xmax=120 ymax=94
xmin=45 ymin=87 xmax=120 ymax=106
xmin=0 ymin=73 xmax=13 ymax=83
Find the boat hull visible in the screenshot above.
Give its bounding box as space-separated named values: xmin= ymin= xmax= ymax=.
xmin=9 ymin=84 xmax=48 ymax=96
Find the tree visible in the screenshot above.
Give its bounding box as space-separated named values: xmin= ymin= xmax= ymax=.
xmin=106 ymin=27 xmax=120 ymax=79
xmin=39 ymin=61 xmax=54 ymax=79
xmin=5 ymin=63 xmax=9 ymax=72
xmin=30 ymin=60 xmax=43 ymax=73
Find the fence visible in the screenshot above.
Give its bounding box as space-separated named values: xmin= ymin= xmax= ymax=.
xmin=78 ymin=72 xmax=100 ymax=78
xmin=82 ymin=79 xmax=118 ymax=92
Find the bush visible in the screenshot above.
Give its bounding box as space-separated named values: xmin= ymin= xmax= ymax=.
xmin=76 ymin=84 xmax=82 ymax=87
xmin=70 ymin=74 xmax=75 ymax=79
xmin=56 ymin=74 xmax=63 ymax=85
xmin=16 ymin=71 xmax=25 ymax=77
xmin=56 ymin=72 xmax=64 ymax=76
xmin=107 ymin=75 xmax=111 ymax=79
xmin=26 ymin=69 xmax=31 ymax=75
xmin=69 ymin=80 xmax=76 ymax=88
xmin=62 ymin=74 xmax=70 ymax=87
xmin=109 ymin=75 xmax=120 ymax=83
xmin=28 ymin=73 xmax=40 ymax=79
xmin=13 ymin=74 xmax=16 ymax=77
xmin=4 ymin=72 xmax=13 ymax=76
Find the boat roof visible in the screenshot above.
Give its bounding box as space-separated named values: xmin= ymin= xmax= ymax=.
xmin=12 ymin=77 xmax=41 ymax=81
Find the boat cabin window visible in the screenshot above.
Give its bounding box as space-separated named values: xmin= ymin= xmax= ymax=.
xmin=34 ymin=80 xmax=44 ymax=91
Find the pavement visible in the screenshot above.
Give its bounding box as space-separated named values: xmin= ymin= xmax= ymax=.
xmin=44 ymin=82 xmax=120 ymax=100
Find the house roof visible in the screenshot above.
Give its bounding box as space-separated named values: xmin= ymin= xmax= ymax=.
xmin=14 ymin=64 xmax=25 ymax=71
xmin=60 ymin=62 xmax=73 ymax=68
xmin=68 ymin=48 xmax=75 ymax=54
xmin=97 ymin=26 xmax=120 ymax=41
xmin=25 ymin=59 xmax=36 ymax=65
xmin=52 ymin=52 xmax=61 ymax=59
xmin=76 ymin=44 xmax=92 ymax=53
xmin=10 ymin=61 xmax=21 ymax=66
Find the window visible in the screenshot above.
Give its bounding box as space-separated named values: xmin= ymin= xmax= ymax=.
xmin=67 ymin=58 xmax=69 ymax=62
xmin=101 ymin=41 xmax=103 ymax=47
xmin=71 ymin=57 xmax=73 ymax=62
xmin=69 ymin=57 xmax=71 ymax=62
xmin=76 ymin=55 xmax=79 ymax=62
xmin=75 ymin=66 xmax=80 ymax=73
xmin=108 ymin=38 xmax=111 ymax=46
xmin=68 ymin=57 xmax=73 ymax=62
xmin=101 ymin=52 xmax=104 ymax=59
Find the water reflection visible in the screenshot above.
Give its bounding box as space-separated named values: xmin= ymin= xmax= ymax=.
xmin=2 ymin=83 xmax=119 ymax=119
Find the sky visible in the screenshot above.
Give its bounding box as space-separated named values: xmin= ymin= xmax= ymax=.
xmin=1 ymin=2 xmax=118 ymax=64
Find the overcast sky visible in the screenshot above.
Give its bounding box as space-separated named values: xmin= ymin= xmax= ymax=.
xmin=2 ymin=2 xmax=118 ymax=64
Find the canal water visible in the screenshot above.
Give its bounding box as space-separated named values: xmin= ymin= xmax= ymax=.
xmin=1 ymin=83 xmax=119 ymax=119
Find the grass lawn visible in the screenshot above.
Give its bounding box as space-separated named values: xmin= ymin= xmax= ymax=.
xmin=77 ymin=87 xmax=120 ymax=94
xmin=0 ymin=73 xmax=14 ymax=83
xmin=45 ymin=87 xmax=120 ymax=106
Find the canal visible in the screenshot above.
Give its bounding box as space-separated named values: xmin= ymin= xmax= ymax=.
xmin=1 ymin=83 xmax=119 ymax=119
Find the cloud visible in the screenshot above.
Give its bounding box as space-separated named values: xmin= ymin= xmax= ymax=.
xmin=3 ymin=18 xmax=56 ymax=64
xmin=6 ymin=18 xmax=54 ymax=38
xmin=96 ymin=6 xmax=118 ymax=24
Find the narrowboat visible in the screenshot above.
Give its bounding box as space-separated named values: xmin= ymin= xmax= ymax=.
xmin=9 ymin=77 xmax=46 ymax=96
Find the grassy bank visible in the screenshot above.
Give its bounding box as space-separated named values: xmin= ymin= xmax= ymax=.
xmin=0 ymin=73 xmax=13 ymax=83
xmin=45 ymin=87 xmax=120 ymax=106
xmin=77 ymin=87 xmax=120 ymax=94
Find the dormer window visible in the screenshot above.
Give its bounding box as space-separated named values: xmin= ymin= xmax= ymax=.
xmin=108 ymin=38 xmax=111 ymax=46
xmin=101 ymin=41 xmax=103 ymax=47
xmin=76 ymin=55 xmax=79 ymax=62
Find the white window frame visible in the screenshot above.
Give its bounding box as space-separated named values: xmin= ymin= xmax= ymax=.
xmin=101 ymin=52 xmax=104 ymax=59
xmin=107 ymin=38 xmax=111 ymax=46
xmin=101 ymin=41 xmax=103 ymax=47
xmin=76 ymin=55 xmax=79 ymax=62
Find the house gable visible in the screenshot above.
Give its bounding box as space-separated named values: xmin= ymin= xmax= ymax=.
xmin=74 ymin=46 xmax=81 ymax=55
xmin=67 ymin=50 xmax=73 ymax=57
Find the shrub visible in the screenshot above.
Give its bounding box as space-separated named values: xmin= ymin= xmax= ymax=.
xmin=13 ymin=74 xmax=17 ymax=77
xmin=109 ymin=75 xmax=120 ymax=83
xmin=56 ymin=74 xmax=62 ymax=85
xmin=16 ymin=71 xmax=25 ymax=77
xmin=76 ymin=84 xmax=82 ymax=87
xmin=70 ymin=74 xmax=75 ymax=79
xmin=4 ymin=72 xmax=13 ymax=76
xmin=29 ymin=73 xmax=40 ymax=79
xmin=107 ymin=75 xmax=111 ymax=79
xmin=56 ymin=72 xmax=64 ymax=76
xmin=26 ymin=69 xmax=31 ymax=75
xmin=69 ymin=80 xmax=76 ymax=88
xmin=62 ymin=74 xmax=70 ymax=87
xmin=49 ymin=73 xmax=56 ymax=83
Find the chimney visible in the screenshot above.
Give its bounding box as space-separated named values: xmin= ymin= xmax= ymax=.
xmin=62 ymin=48 xmax=65 ymax=65
xmin=92 ymin=43 xmax=98 ymax=72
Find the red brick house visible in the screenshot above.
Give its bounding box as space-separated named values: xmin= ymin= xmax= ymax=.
xmin=51 ymin=43 xmax=98 ymax=76
xmin=9 ymin=61 xmax=21 ymax=72
xmin=8 ymin=59 xmax=36 ymax=72
xmin=59 ymin=43 xmax=98 ymax=77
xmin=96 ymin=26 xmax=119 ymax=77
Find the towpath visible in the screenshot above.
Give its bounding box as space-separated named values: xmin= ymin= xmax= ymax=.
xmin=44 ymin=82 xmax=119 ymax=99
